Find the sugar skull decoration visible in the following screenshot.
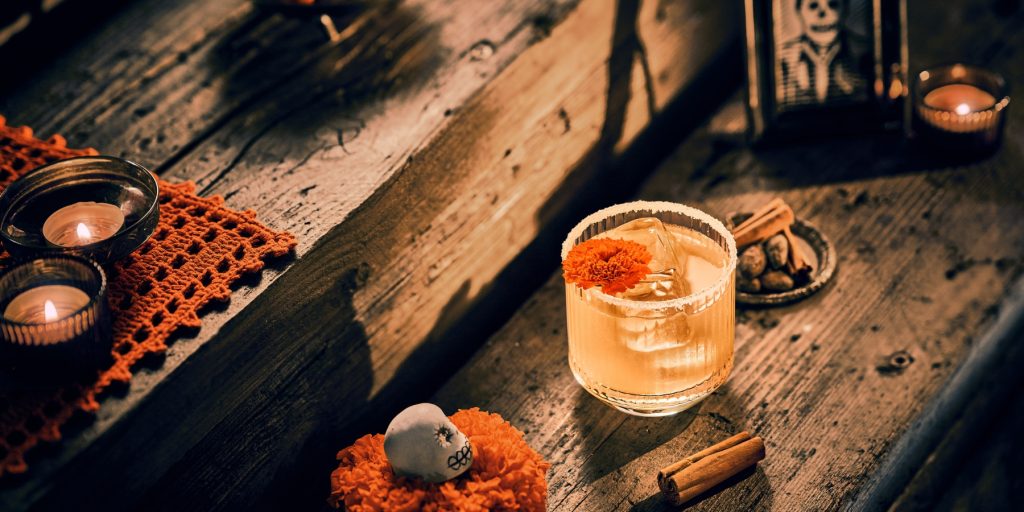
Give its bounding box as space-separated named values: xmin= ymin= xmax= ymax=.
xmin=384 ymin=403 xmax=474 ymax=483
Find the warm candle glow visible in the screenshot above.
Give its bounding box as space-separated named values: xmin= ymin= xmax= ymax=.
xmin=914 ymin=65 xmax=1008 ymax=149
xmin=76 ymin=222 xmax=92 ymax=241
xmin=42 ymin=202 xmax=125 ymax=248
xmin=3 ymin=284 xmax=91 ymax=332
xmin=920 ymin=82 xmax=1001 ymax=135
xmin=43 ymin=300 xmax=58 ymax=322
xmin=923 ymin=84 xmax=996 ymax=113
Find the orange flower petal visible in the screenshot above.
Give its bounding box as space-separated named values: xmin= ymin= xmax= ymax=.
xmin=562 ymin=238 xmax=652 ymax=295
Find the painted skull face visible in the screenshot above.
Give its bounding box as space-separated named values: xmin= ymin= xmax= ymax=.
xmin=799 ymin=0 xmax=841 ymax=47
xmin=383 ymin=403 xmax=473 ymax=483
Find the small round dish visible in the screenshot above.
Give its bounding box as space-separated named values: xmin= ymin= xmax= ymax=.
xmin=0 ymin=156 xmax=159 ymax=264
xmin=728 ymin=212 xmax=837 ymax=307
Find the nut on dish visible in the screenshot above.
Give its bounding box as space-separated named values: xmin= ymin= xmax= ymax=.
xmin=738 ymin=245 xmax=767 ymax=278
xmin=761 ymin=271 xmax=794 ymax=292
xmin=764 ymin=234 xmax=789 ymax=270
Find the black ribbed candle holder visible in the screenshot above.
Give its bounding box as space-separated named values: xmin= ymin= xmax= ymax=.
xmin=0 ymin=254 xmax=111 ymax=388
xmin=913 ymin=64 xmax=1010 ymax=158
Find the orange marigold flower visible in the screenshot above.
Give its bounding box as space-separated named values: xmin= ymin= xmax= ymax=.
xmin=562 ymin=238 xmax=652 ymax=294
xmin=328 ymin=408 xmax=550 ymax=512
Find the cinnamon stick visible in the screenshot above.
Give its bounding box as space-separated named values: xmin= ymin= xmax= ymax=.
xmin=657 ymin=432 xmax=766 ymax=506
xmin=732 ymin=198 xmax=785 ymax=234
xmin=656 ymin=432 xmax=751 ymax=488
xmin=732 ymin=203 xmax=794 ymax=248
xmin=783 ymin=227 xmax=810 ymax=275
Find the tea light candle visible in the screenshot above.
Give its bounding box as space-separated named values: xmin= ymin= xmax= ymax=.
xmin=923 ymin=84 xmax=996 ymax=115
xmin=3 ymin=285 xmax=91 ymax=326
xmin=42 ymin=202 xmax=125 ymax=247
xmin=913 ymin=64 xmax=1010 ymax=156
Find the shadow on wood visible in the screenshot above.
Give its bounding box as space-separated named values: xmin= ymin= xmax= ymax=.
xmin=0 ymin=0 xmax=134 ymax=94
xmin=0 ymin=0 xmax=744 ymax=509
xmin=571 ymin=386 xmax=701 ymax=484
xmin=138 ymin=266 xmax=376 ymax=512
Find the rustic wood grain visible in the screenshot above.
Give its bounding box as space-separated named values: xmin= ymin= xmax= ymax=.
xmin=856 ymin=5 xmax=1024 ymax=509
xmin=432 ymin=3 xmax=1024 ymax=511
xmin=1 ymin=0 xmax=323 ymax=165
xmin=0 ymin=0 xmax=739 ymax=510
xmin=138 ymin=2 xmax=737 ymax=508
xmin=435 ymin=107 xmax=1024 ymax=512
xmin=879 ymin=280 xmax=1024 ymax=512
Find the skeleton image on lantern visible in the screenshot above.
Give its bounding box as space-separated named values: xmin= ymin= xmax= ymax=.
xmin=773 ymin=0 xmax=870 ymax=108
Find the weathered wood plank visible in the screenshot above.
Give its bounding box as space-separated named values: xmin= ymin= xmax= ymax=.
xmin=1 ymin=0 xmax=328 ymax=165
xmin=0 ymin=0 xmax=740 ymax=510
xmin=431 ymin=2 xmax=1024 ymax=510
xmin=855 ymin=6 xmax=1024 ymax=509
xmin=435 ymin=105 xmax=1024 ymax=512
xmin=865 ymin=279 xmax=1024 ymax=512
xmin=1 ymin=13 xmax=335 ymax=492
xmin=131 ymin=2 xmax=738 ymax=509
xmin=0 ymin=2 xmax=364 ymax=506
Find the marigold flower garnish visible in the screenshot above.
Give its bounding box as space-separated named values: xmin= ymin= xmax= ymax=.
xmin=562 ymin=238 xmax=652 ymax=295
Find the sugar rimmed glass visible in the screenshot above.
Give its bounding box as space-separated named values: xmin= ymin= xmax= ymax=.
xmin=562 ymin=201 xmax=737 ymax=416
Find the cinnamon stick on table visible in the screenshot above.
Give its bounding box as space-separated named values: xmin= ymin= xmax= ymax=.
xmin=657 ymin=432 xmax=766 ymax=506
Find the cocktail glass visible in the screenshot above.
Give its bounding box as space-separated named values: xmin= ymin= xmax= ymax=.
xmin=562 ymin=201 xmax=737 ymax=416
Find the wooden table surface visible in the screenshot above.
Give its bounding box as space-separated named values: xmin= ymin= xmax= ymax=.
xmin=1 ymin=0 xmax=1023 ymax=510
xmin=0 ymin=0 xmax=740 ymax=510
xmin=429 ymin=2 xmax=1024 ymax=511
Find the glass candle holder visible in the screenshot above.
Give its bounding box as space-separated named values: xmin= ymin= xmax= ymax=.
xmin=0 ymin=254 xmax=111 ymax=386
xmin=0 ymin=156 xmax=159 ymax=264
xmin=913 ymin=64 xmax=1010 ymax=156
xmin=562 ymin=201 xmax=737 ymax=417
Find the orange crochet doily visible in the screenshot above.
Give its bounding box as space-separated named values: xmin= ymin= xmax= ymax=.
xmin=0 ymin=115 xmax=296 ymax=477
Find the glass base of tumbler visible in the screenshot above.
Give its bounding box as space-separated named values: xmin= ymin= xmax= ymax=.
xmin=570 ymin=363 xmax=727 ymax=417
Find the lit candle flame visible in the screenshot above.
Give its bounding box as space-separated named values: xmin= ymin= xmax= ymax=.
xmin=955 ymin=103 xmax=972 ymax=116
xmin=43 ymin=300 xmax=58 ymax=322
xmin=76 ymin=222 xmax=92 ymax=241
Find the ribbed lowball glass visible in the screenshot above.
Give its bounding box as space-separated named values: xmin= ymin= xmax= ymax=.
xmin=562 ymin=201 xmax=737 ymax=416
